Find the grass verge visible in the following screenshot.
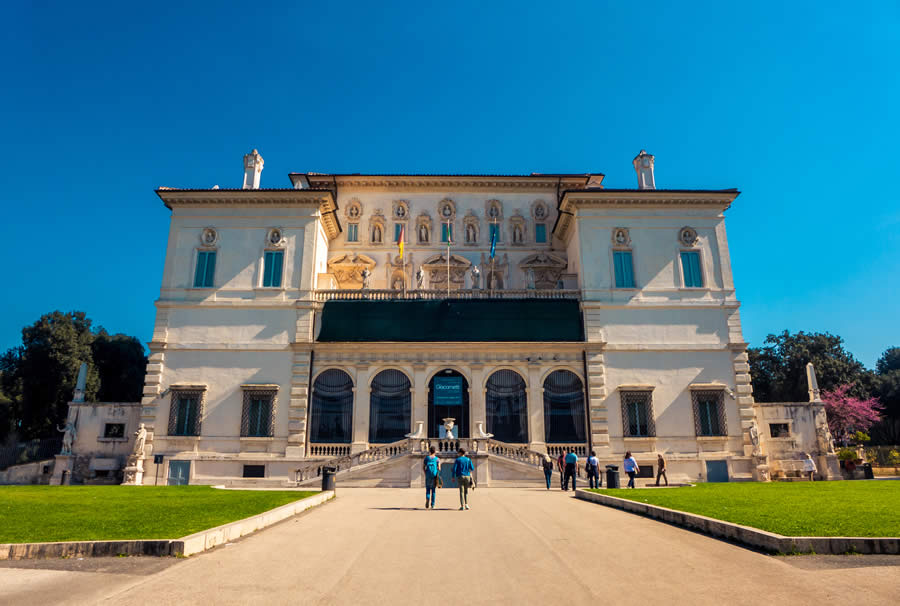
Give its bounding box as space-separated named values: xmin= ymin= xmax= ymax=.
xmin=0 ymin=486 xmax=319 ymax=543
xmin=588 ymin=481 xmax=900 ymax=537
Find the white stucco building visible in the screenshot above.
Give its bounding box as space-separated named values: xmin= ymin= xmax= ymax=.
xmin=118 ymin=149 xmax=810 ymax=487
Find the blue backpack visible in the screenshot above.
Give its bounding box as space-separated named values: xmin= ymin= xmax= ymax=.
xmin=424 ymin=455 xmax=440 ymax=477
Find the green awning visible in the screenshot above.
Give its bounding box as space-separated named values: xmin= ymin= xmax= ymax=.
xmin=317 ymin=299 xmax=583 ymax=342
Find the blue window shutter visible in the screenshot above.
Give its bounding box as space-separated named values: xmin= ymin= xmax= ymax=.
xmin=535 ymin=224 xmax=546 ymax=243
xmin=690 ymin=252 xmax=702 ymax=287
xmin=394 ymin=223 xmax=402 ymax=242
xmin=623 ymin=251 xmax=634 ymax=287
xmin=348 ymin=224 xmax=358 ymax=242
xmin=272 ymin=251 xmax=283 ymax=288
xmin=194 ymin=252 xmax=206 ymax=287
xmin=614 ymin=252 xmax=623 ymax=288
xmin=681 ymin=251 xmax=702 ymax=287
xmin=203 ymin=252 xmax=216 ymax=287
xmin=263 ymin=252 xmax=272 ymax=287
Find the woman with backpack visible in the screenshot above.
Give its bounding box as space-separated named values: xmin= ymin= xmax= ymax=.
xmin=542 ymin=454 xmax=554 ymax=490
xmin=423 ymin=446 xmax=441 ymax=509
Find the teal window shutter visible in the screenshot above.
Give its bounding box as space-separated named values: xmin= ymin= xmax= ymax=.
xmin=263 ymin=251 xmax=284 ymax=287
xmin=535 ymin=224 xmax=546 ymax=243
xmin=614 ymin=251 xmax=634 ymax=288
xmin=194 ymin=251 xmax=215 ymax=288
xmin=347 ymin=223 xmax=358 ymax=242
xmin=681 ymin=251 xmax=702 ymax=287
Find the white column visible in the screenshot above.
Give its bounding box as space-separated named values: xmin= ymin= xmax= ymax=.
xmin=527 ymin=364 xmax=546 ymax=453
xmin=351 ymin=365 xmax=372 ymax=454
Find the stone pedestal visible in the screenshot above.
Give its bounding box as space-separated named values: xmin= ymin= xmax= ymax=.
xmin=818 ymin=454 xmax=842 ymax=481
xmin=751 ymin=454 xmax=770 ymax=482
xmin=50 ymin=454 xmax=75 ymax=485
xmin=122 ymin=454 xmax=145 ymax=485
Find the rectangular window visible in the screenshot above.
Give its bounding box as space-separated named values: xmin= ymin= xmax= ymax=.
xmin=769 ymin=423 xmax=790 ymax=438
xmin=347 ymin=223 xmax=358 ymax=242
xmin=243 ymin=464 xmax=265 ymax=478
xmin=169 ymin=392 xmax=202 ymax=436
xmin=394 ymin=223 xmax=403 ymax=242
xmin=621 ymin=391 xmax=656 ymax=437
xmin=193 ymin=251 xmax=216 ymax=288
xmin=441 ymin=223 xmax=453 ymax=243
xmin=680 ymin=251 xmax=703 ymax=287
xmin=241 ymin=390 xmax=275 ymax=437
xmin=489 ymin=223 xmax=500 ymax=242
xmin=613 ymin=250 xmax=635 ymax=288
xmin=535 ymin=223 xmax=547 ymax=243
xmin=692 ymin=390 xmax=726 ymax=436
xmin=103 ymin=423 xmax=125 ymax=439
xmin=263 ymin=251 xmax=284 ymax=288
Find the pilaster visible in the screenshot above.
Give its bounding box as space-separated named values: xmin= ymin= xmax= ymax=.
xmin=585 ymin=349 xmax=610 ymax=455
xmin=469 ymin=364 xmax=486 ymax=438
xmin=285 ymin=349 xmax=311 ymax=458
xmin=352 ymin=365 xmax=372 ymax=453
xmin=526 ymin=363 xmax=546 ymax=453
xmin=412 ymin=363 xmax=428 ymax=436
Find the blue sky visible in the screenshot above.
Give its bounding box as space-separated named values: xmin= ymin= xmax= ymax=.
xmin=2 ymin=2 xmax=898 ymax=367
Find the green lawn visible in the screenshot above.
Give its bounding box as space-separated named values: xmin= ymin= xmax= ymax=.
xmin=588 ymin=482 xmax=900 ymax=537
xmin=0 ymin=486 xmax=319 ymax=544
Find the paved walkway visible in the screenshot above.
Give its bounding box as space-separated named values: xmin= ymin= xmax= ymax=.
xmin=2 ymin=488 xmax=898 ymax=605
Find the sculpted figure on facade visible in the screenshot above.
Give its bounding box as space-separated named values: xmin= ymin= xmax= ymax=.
xmin=748 ymin=420 xmax=761 ymax=457
xmin=361 ymin=267 xmax=371 ymax=289
xmin=416 ymin=213 xmax=432 ymax=245
xmin=57 ymin=421 xmax=77 ymax=455
xmin=816 ymin=415 xmax=836 ymax=455
xmin=132 ymin=423 xmax=148 ymax=457
xmin=470 ymin=264 xmax=481 ymax=289
xmin=415 ymin=266 xmax=425 ymax=289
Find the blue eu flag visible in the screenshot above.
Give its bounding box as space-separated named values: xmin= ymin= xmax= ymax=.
xmin=490 ymin=228 xmax=497 ymax=259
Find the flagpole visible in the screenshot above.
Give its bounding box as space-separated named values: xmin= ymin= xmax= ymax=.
xmin=446 ymin=219 xmax=451 ymax=297
xmin=490 ymin=218 xmax=497 ymax=297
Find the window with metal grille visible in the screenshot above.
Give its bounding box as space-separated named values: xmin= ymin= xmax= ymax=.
xmin=543 ymin=370 xmax=586 ymax=443
xmin=243 ymin=465 xmax=265 ymax=478
xmin=621 ymin=391 xmax=656 ymax=437
xmin=486 ymin=369 xmax=528 ymax=443
xmin=369 ymin=369 xmax=411 ymax=443
xmin=168 ymin=390 xmax=204 ymax=436
xmin=310 ymin=369 xmax=354 ymax=444
xmin=241 ymin=389 xmax=276 ymax=437
xmin=692 ymin=390 xmax=727 ymax=436
xmin=103 ymin=423 xmax=125 ymax=439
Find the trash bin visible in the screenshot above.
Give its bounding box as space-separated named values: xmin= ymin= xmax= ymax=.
xmin=862 ymin=462 xmax=874 ymax=480
xmin=321 ymin=466 xmax=336 ymax=491
xmin=605 ymin=464 xmax=620 ymax=489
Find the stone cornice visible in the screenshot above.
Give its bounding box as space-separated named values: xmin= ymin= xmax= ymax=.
xmin=155 ymin=189 xmax=341 ymax=240
xmin=302 ymin=174 xmax=592 ymax=192
xmin=554 ymin=189 xmax=739 ymax=241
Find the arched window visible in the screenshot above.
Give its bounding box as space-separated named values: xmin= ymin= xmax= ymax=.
xmin=309 ymin=369 xmax=354 ymax=444
xmin=543 ymin=370 xmax=586 ymax=444
xmin=369 ymin=369 xmax=411 ymax=443
xmin=486 ymin=370 xmax=528 ymax=443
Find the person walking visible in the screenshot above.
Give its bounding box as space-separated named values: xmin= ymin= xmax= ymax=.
xmin=453 ymin=447 xmax=474 ymax=510
xmin=802 ymin=453 xmax=817 ymax=481
xmin=563 ymin=448 xmax=578 ymax=491
xmin=556 ymin=452 xmax=565 ymax=490
xmin=423 ymin=446 xmax=441 ymax=509
xmin=542 ymin=454 xmax=554 ymax=490
xmin=586 ymin=450 xmax=601 ymax=489
xmin=655 ymin=453 xmax=668 ymax=487
xmin=624 ymin=451 xmax=639 ymax=488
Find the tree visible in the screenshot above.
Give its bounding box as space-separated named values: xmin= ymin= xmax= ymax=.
xmin=92 ymin=331 xmax=147 ymax=403
xmin=870 ymin=347 xmax=900 ymax=444
xmin=748 ymin=331 xmax=869 ymax=403
xmin=822 ymin=384 xmax=883 ymax=445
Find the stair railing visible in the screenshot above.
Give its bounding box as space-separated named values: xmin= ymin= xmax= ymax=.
xmin=295 ymin=439 xmax=409 ymax=483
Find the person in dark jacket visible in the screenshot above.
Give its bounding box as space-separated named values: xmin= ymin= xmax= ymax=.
xmin=563 ymin=449 xmax=578 ymax=491
xmin=542 ymin=454 xmax=554 ymax=490
xmin=556 ymin=453 xmax=565 ymax=489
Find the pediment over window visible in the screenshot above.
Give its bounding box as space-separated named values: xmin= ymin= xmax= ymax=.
xmin=422 ymin=253 xmax=471 ymax=289
xmin=518 ymin=252 xmax=567 ymax=289
xmin=327 ymin=253 xmax=376 ymax=289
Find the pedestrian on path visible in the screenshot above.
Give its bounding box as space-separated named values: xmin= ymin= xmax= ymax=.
xmin=542 ymin=454 xmax=554 ymax=490
xmin=563 ymin=448 xmax=578 ymax=491
xmin=586 ymin=450 xmax=601 ymax=489
xmin=556 ymin=453 xmax=565 ymax=489
xmin=803 ymin=453 xmax=817 ymax=482
xmin=453 ymin=447 xmax=474 ymax=510
xmin=655 ymin=454 xmax=668 ymax=487
xmin=624 ymin=451 xmax=639 ymax=488
xmin=423 ymin=446 xmax=440 ymax=509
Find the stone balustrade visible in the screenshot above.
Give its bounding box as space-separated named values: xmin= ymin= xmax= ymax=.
xmin=314 ymin=289 xmax=581 ymax=302
xmin=546 ymin=444 xmax=589 ymax=457
xmin=308 ymin=444 xmax=351 ymax=458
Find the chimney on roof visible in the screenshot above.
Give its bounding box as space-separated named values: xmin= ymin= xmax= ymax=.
xmin=242 ymin=149 xmax=264 ymax=189
xmin=633 ymin=150 xmax=655 ymax=190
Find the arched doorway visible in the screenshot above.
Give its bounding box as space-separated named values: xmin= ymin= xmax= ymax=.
xmin=369 ymin=369 xmax=411 ymax=443
xmin=486 ymin=369 xmax=528 ymax=443
xmin=309 ymin=369 xmax=354 ymax=444
xmin=428 ymin=369 xmax=469 ymax=438
xmin=543 ymin=370 xmax=586 ymax=444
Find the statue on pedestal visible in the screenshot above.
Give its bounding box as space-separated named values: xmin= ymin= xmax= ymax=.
xmin=57 ymin=421 xmax=77 ymax=455
xmin=415 ymin=266 xmax=424 ymax=290
xmin=132 ymin=423 xmax=148 ymax=457
xmin=748 ymin=420 xmax=761 ymax=457
xmin=361 ymin=267 xmax=371 ymax=289
xmin=470 ymin=265 xmax=481 ymax=289
xmin=442 ymin=418 xmax=456 ymax=440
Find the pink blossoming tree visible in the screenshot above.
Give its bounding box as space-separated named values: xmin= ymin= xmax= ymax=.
xmin=822 ymin=384 xmax=883 ymax=445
